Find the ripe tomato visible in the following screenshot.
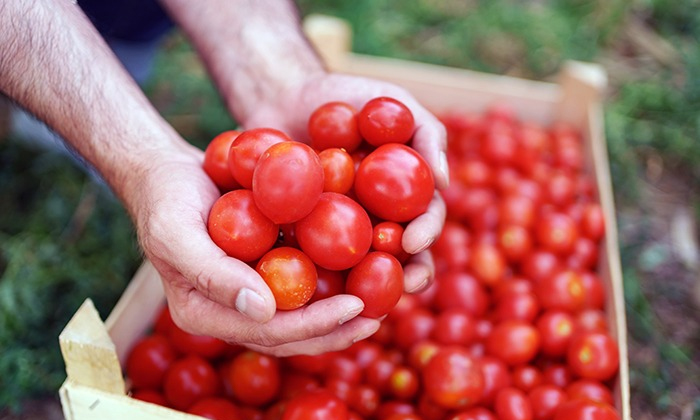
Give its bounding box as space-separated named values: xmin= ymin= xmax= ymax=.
xmin=345 ymin=251 xmax=404 ymax=318
xmin=168 ymin=324 xmax=230 ymax=360
xmin=391 ymin=307 xmax=436 ymax=351
xmin=131 ymin=389 xmax=168 ymax=407
xmin=308 ymin=101 xmax=363 ymax=152
xmin=358 ymin=96 xmax=415 ymax=146
xmin=431 ymin=220 xmax=471 ymax=274
xmin=433 ymin=271 xmax=490 ymax=317
xmin=348 ymin=384 xmax=381 ymax=417
xmin=354 ymin=143 xmax=434 ymax=223
xmin=498 ymin=225 xmax=533 ymax=263
xmin=228 ymin=127 xmax=291 ymax=189
xmin=553 ymin=400 xmax=620 ymax=420
xmin=535 ymin=310 xmax=575 ymax=357
xmin=253 ymin=141 xmax=324 ymax=224
xmin=308 ymin=266 xmax=345 ymax=304
xmin=581 ymin=203 xmax=605 ymax=241
xmin=372 ymin=221 xmax=410 ymax=263
xmin=528 ymin=385 xmax=566 ymax=420
xmin=188 ymin=397 xmax=242 ymax=420
xmin=469 ymin=243 xmax=506 ymax=288
xmin=126 ymin=335 xmax=177 ymax=390
xmin=422 ymin=346 xmax=484 ymax=410
xmin=163 ymin=355 xmax=220 ymax=411
xmin=521 ymin=250 xmax=561 ymax=284
xmin=449 ymin=407 xmax=498 ymax=420
xmin=225 ymin=350 xmax=280 ymax=407
xmin=494 ymin=291 xmax=540 ymax=323
xmin=318 ymin=147 xmax=355 ymax=194
xmin=479 ymin=356 xmax=512 ymax=406
xmin=486 ymin=320 xmax=540 ymax=366
xmin=432 ymin=307 xmax=477 ymax=346
xmin=536 ymin=212 xmax=578 ymax=256
xmin=207 ymin=189 xmax=279 ymax=262
xmin=388 ymin=365 xmax=420 ymax=400
xmin=567 ymin=332 xmax=619 ymax=381
xmin=256 ymin=247 xmax=318 ymax=310
xmin=494 ymin=387 xmax=533 ymax=420
xmin=203 ymin=130 xmax=241 ymax=191
xmin=510 ymin=365 xmax=543 ymax=393
xmin=536 ymin=270 xmax=586 ymax=313
xmin=295 ymin=192 xmax=373 ymax=270
xmin=282 ymin=389 xmax=349 ymax=420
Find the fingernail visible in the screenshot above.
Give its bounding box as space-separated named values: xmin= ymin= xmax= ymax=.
xmin=411 ymin=236 xmax=436 ymax=254
xmin=339 ymin=304 xmax=364 ymax=325
xmin=439 ymin=151 xmax=449 ymax=183
xmin=406 ymin=277 xmax=429 ymax=294
xmin=353 ymin=322 xmax=380 ymax=343
xmin=235 ymin=288 xmax=269 ymax=323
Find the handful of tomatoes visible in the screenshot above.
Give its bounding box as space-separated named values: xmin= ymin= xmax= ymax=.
xmin=125 ymin=102 xmax=622 ymax=420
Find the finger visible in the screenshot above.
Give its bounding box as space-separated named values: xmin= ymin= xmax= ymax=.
xmin=242 ymin=317 xmax=381 ymax=357
xmin=409 ymin=106 xmax=450 ymax=190
xmin=403 ymin=249 xmax=435 ymax=294
xmin=402 ymin=191 xmax=446 ymax=254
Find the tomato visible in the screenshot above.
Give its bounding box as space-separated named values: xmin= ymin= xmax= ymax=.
xmin=188 ymin=397 xmax=242 ymax=420
xmin=494 ymin=387 xmax=533 ymax=420
xmin=528 ymin=385 xmax=566 ymax=420
xmin=479 ymin=356 xmax=512 ymax=406
xmin=358 ymin=96 xmax=415 ymax=146
xmin=295 ymin=192 xmax=373 ymax=270
xmin=566 ymin=379 xmax=614 ymax=405
xmin=580 ymin=203 xmax=605 ymax=242
xmin=354 ymin=143 xmax=434 ymax=223
xmin=282 ymin=389 xmax=349 ymax=420
xmin=229 ymin=127 xmax=291 ymax=189
xmin=493 ymin=291 xmax=540 ymax=323
xmin=579 ymin=271 xmax=605 ymax=310
xmin=207 ymin=189 xmax=279 ymax=262
xmin=510 ymin=365 xmax=543 ymax=393
xmin=520 ymin=250 xmax=561 ymax=284
xmin=153 ymin=304 xmax=176 ymax=336
xmin=364 ymin=355 xmax=398 ymax=394
xmin=169 ymin=324 xmax=230 ymax=360
xmin=392 ymin=308 xmax=436 ymax=350
xmin=203 ymin=130 xmax=242 ymax=191
xmin=433 ymin=271 xmax=490 ymax=317
xmin=540 ymin=363 xmax=574 ymax=389
xmin=454 ymin=157 xmax=493 ymax=188
xmin=553 ymin=400 xmax=620 ymax=420
xmin=481 ymin=124 xmax=517 ymax=167
xmin=536 ymin=212 xmax=578 ymax=256
xmin=345 ymin=251 xmax=404 ymax=318
xmin=406 ymin=339 xmax=440 ymax=371
xmin=225 ymin=350 xmax=280 ymax=407
xmin=375 ymin=401 xmax=416 ymax=420
xmin=308 ymin=101 xmax=363 ymax=152
xmin=543 ymin=172 xmax=576 ymax=207
xmin=325 ymin=355 xmax=362 ymax=384
xmin=536 ymin=310 xmax=575 ymax=357
xmin=372 ymin=221 xmax=410 ymax=263
xmin=318 ymin=147 xmax=355 ymax=194
xmin=163 ymin=355 xmax=220 ymax=411
xmin=126 ymin=335 xmax=177 ymax=390
xmin=256 ymin=247 xmax=318 ymax=310
xmin=567 ymin=332 xmax=619 ymax=381
xmin=279 ymin=372 xmax=321 ymax=400
xmin=387 ymin=365 xmax=420 ymax=400
xmin=574 ymin=309 xmax=609 ymax=333
xmin=449 ymin=407 xmax=498 ymax=420
xmin=283 ymin=353 xmax=332 ymax=375
xmin=423 ymin=346 xmax=484 ymax=410
xmin=432 ymin=307 xmax=477 ymax=346
xmin=131 ymin=389 xmax=168 ymax=407
xmin=469 ymin=243 xmax=506 ymax=288
xmin=347 ymin=384 xmax=381 ymax=418
xmin=567 ymin=237 xmax=599 ymax=270
xmin=536 ymin=270 xmax=586 ymax=313
xmin=486 ymin=320 xmax=540 ymax=366
xmin=498 ymin=225 xmax=533 ymax=263
xmin=308 ymin=266 xmax=346 ymax=304
xmin=431 ymin=220 xmax=471 ymax=274
xmin=253 ymin=141 xmax=324 ymax=224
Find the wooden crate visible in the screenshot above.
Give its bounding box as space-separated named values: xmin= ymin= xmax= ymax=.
xmin=58 ymin=14 xmax=630 ymax=420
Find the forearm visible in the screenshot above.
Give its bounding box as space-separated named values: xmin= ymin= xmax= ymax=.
xmin=0 ymin=0 xmax=192 ymax=211
xmin=159 ymin=0 xmax=326 ymax=126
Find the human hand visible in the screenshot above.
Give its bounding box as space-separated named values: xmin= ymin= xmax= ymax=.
xmin=130 ymin=143 xmax=380 ymax=356
xmin=240 ymin=72 xmax=449 ymax=293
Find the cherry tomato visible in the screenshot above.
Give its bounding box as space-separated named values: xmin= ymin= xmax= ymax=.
xmin=494 ymin=387 xmax=533 ymax=420
xmin=392 ymin=307 xmax=436 ymax=351
xmin=494 ymin=291 xmax=540 ymax=323
xmin=567 ymin=332 xmax=619 ymax=381
xmin=347 ymin=384 xmax=381 ymax=418
xmin=131 ymin=389 xmax=168 ymax=407
xmin=229 ymin=127 xmax=291 ymax=189
xmin=536 ymin=310 xmax=575 ymax=357
xmin=308 ymin=101 xmax=363 ymax=152
xmin=318 ymin=147 xmax=355 ymax=194
xmin=432 ymin=307 xmax=477 ymax=346
xmin=188 ymin=397 xmax=242 ymax=420
xmin=565 ymin=379 xmax=614 ymax=405
xmin=511 ymin=365 xmax=543 ymax=393
xmin=126 ymin=335 xmax=177 ymax=390
xmin=203 ymin=130 xmax=242 ymax=191
xmin=536 ymin=270 xmax=586 ymax=313
xmin=295 ymin=192 xmax=373 ymax=270
xmin=168 ymin=324 xmax=230 ymax=360
xmin=372 ymin=221 xmax=410 ymax=263
xmin=256 ymin=246 xmax=318 ymax=310
xmin=253 ymin=141 xmax=324 ymax=224
xmin=354 ymin=143 xmax=434 ymax=223
xmin=153 ymin=304 xmax=176 ymax=336
xmin=580 ymin=203 xmax=605 ymax=242
xmin=345 ymin=251 xmax=404 ymax=318
xmin=553 ymin=400 xmax=620 ymax=420
xmin=431 ymin=220 xmax=471 ymax=274
xmin=433 ymin=271 xmax=490 ymax=317
xmin=282 ymin=389 xmax=349 ymax=420
xmin=479 ymin=355 xmax=512 ymax=406
xmin=387 ymin=365 xmax=420 ymax=400
xmin=163 ymin=355 xmax=220 ymax=411
xmin=486 ymin=320 xmax=540 ymax=366
xmin=536 ymin=212 xmax=578 ymax=256
xmin=308 ymin=266 xmax=346 ymax=304
xmin=528 ymin=385 xmax=566 ymax=420
xmin=358 ymin=96 xmax=415 ymax=146
xmin=225 ymin=350 xmax=280 ymax=407
xmin=521 ymin=250 xmax=561 ymax=284
xmin=469 ymin=243 xmax=506 ymax=288
xmin=423 ymin=346 xmax=484 ymax=410
xmin=207 ymin=189 xmax=279 ymax=262
xmin=449 ymin=407 xmax=498 ymax=420
xmin=498 ymin=225 xmax=534 ymax=263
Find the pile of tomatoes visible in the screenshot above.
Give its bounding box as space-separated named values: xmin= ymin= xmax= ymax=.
xmin=204 ymin=97 xmax=434 ymax=315
xmin=125 ymin=102 xmax=622 ymax=420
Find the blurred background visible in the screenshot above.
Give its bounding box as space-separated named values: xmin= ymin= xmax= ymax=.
xmin=0 ymin=1 xmax=698 ymax=419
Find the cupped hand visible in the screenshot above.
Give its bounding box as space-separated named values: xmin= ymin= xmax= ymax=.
xmin=130 ymin=142 xmax=379 ymax=356
xmin=241 ymin=72 xmax=449 ymax=293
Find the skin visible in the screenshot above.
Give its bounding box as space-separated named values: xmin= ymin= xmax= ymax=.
xmin=0 ymin=0 xmax=448 ymax=356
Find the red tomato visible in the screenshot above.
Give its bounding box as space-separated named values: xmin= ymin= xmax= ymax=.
xmin=169 ymin=324 xmax=230 ymax=360
xmin=388 ymin=365 xmax=420 ymax=400
xmin=372 ymin=221 xmax=410 ymax=263
xmin=521 ymin=250 xmax=561 ymax=284
xmin=354 ymin=143 xmax=434 ymax=223
xmin=567 ymin=332 xmax=619 ymax=381
xmin=479 ymin=356 xmax=512 ymax=406
xmin=543 ymin=172 xmax=576 ymax=207
xmin=469 ymin=243 xmax=507 ymax=288
xmin=431 ymin=220 xmax=471 ymax=274
xmin=229 ymin=127 xmax=291 ymax=189
xmin=318 ymin=147 xmax=355 ymax=194
xmin=282 ymin=389 xmax=349 ymax=420
xmin=375 ymin=401 xmax=416 ymax=420
xmin=225 ymin=351 xmax=280 ymax=407
xmin=454 ymin=157 xmax=493 ymax=188
xmin=553 ymin=400 xmax=620 ymax=420
xmin=295 ymin=192 xmax=373 ymax=270
xmin=279 ymin=372 xmax=321 ymax=400
xmin=364 ymin=355 xmax=398 ymax=394
xmin=256 ymin=247 xmax=318 ymax=310
xmin=308 ymin=101 xmax=363 ymax=152
xmin=579 ymin=271 xmax=605 ymax=310
xmin=580 ymin=203 xmax=605 ymax=241
xmin=432 ymin=307 xmax=477 ymax=346
xmin=536 ymin=212 xmax=578 ymax=256
xmin=433 ymin=271 xmax=490 ymax=317
xmin=481 ymin=124 xmax=517 ymax=167
xmin=347 ymin=384 xmax=381 ymax=418
xmin=325 ymin=355 xmax=362 ymax=384
xmin=358 ymin=97 xmax=415 ymax=146
xmin=163 ymin=356 xmax=220 ymax=411
xmin=565 ymin=379 xmax=614 ymax=405
xmin=308 ymin=266 xmax=346 ymax=304
xmin=203 ymin=130 xmax=242 ymax=191
xmin=449 ymin=407 xmax=498 ymax=420
xmin=392 ymin=307 xmax=436 ymax=350
xmin=510 ymin=365 xmax=543 ymax=393
xmin=536 ymin=270 xmax=586 ymax=313
xmin=406 ymin=339 xmax=440 ymax=371
xmin=494 ymin=291 xmax=540 ymax=323
xmin=153 ymin=304 xmax=176 ymax=336
xmin=207 ymin=189 xmax=279 ymax=262
xmin=126 ymin=335 xmax=177 ymax=390
xmin=253 ymin=141 xmax=324 ymax=224
xmin=498 ymin=225 xmax=534 ymax=263
xmin=131 ymin=389 xmax=168 ymax=407
xmin=528 ymin=385 xmax=566 ymax=420
xmin=536 ymin=310 xmax=575 ymax=357
xmin=541 ymin=363 xmax=574 ymax=389
xmin=574 ymin=309 xmax=609 ymax=333
xmin=423 ymin=346 xmax=484 ymax=410
xmin=188 ymin=397 xmax=242 ymax=420
xmin=494 ymin=387 xmax=533 ymax=420
xmin=486 ymin=320 xmax=540 ymax=366
xmin=345 ymin=251 xmax=404 ymax=318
